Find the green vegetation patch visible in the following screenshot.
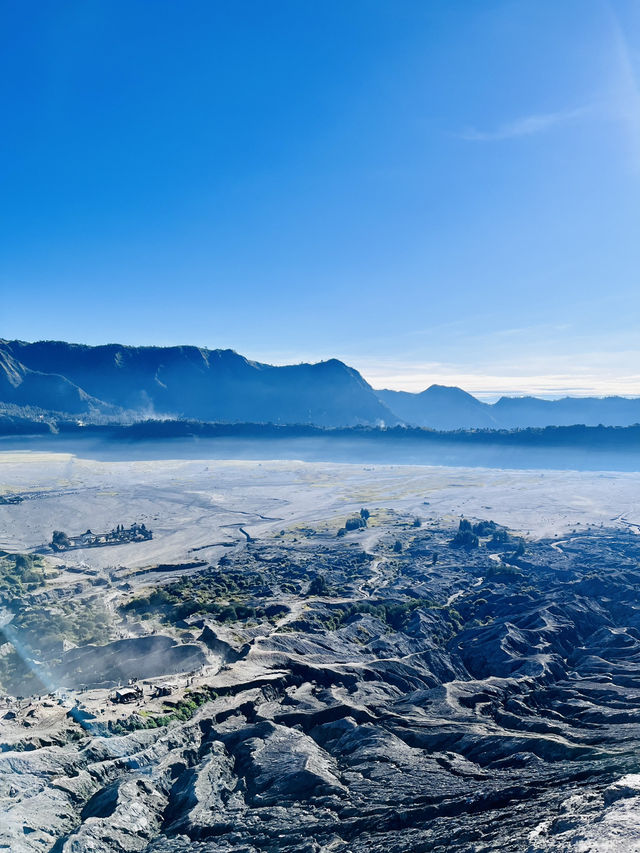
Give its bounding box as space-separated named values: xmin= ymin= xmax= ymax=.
xmin=108 ymin=686 xmax=218 ymax=734
xmin=0 ymin=552 xmax=52 ymax=602
xmin=121 ymin=568 xmax=270 ymax=624
xmin=1 ymin=597 xmax=112 ymax=657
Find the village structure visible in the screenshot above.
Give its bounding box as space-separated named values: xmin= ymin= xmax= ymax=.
xmin=50 ymin=522 xmax=152 ymax=552
xmin=110 ymin=681 xmax=175 ymax=704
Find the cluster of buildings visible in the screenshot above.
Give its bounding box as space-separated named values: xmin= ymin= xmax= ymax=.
xmin=51 ymin=522 xmax=152 ymax=551
xmin=110 ymin=681 xmax=174 ymax=704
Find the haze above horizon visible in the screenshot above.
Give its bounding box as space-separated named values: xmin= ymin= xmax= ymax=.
xmin=2 ymin=1 xmax=640 ymax=398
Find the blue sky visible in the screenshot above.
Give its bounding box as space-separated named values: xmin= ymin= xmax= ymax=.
xmin=2 ymin=0 xmax=640 ymax=397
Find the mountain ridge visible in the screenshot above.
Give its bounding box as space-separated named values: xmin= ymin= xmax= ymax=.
xmin=0 ymin=339 xmax=396 ymax=427
xmin=1 ymin=339 xmax=639 ymax=429
xmin=377 ymin=384 xmax=640 ymax=429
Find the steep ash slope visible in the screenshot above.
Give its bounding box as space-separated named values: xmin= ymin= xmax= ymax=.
xmin=0 ymin=349 xmax=110 ymax=415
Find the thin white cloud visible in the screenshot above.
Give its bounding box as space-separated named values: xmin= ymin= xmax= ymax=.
xmin=604 ymin=5 xmax=640 ymax=173
xmin=459 ymin=105 xmax=591 ymax=142
xmin=357 ymin=348 xmax=640 ymax=399
xmin=362 ymin=366 xmax=640 ymax=400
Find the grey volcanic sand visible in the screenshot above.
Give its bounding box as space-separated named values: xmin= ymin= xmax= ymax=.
xmin=1 ymin=447 xmax=639 ymax=568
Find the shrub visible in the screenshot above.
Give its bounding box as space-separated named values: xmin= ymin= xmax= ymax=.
xmin=52 ymin=530 xmax=71 ymax=549
xmin=472 ymin=520 xmax=497 ymax=536
xmin=450 ymin=529 xmax=479 ymax=549
xmin=308 ymin=574 xmax=328 ymax=596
